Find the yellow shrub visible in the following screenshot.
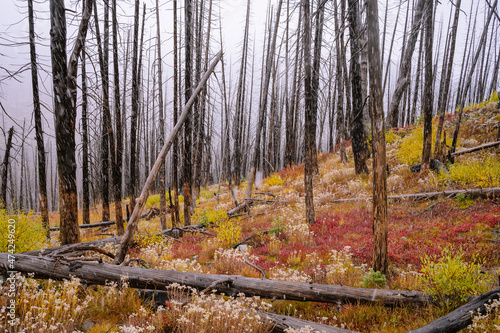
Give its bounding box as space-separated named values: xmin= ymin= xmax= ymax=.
xmin=0 ymin=210 xmax=48 ymax=253
xmin=134 ymin=227 xmax=164 ymax=248
xmin=216 ymin=220 xmax=242 ymax=248
xmin=459 ymin=91 xmax=499 ymax=113
xmin=194 ymin=208 xmax=228 ymax=226
xmin=397 ymin=124 xmax=452 ymax=165
xmin=441 ymin=156 xmax=500 ymax=187
xmin=265 ymin=174 xmax=284 ymax=186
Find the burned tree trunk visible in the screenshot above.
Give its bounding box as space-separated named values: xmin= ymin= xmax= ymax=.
xmin=366 ymin=0 xmax=388 ymax=275
xmin=420 ymin=0 xmax=434 ymax=171
xmin=50 ymin=0 xmax=93 ymax=244
xmin=28 ymin=0 xmax=49 ymax=236
xmin=183 ymin=0 xmax=193 ymax=226
xmin=348 ymin=0 xmax=369 ymax=174
xmin=1 ymin=127 xmax=14 ymax=209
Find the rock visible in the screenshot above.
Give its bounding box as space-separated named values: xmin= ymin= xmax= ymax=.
xmin=81 ymin=321 xmax=95 ymax=331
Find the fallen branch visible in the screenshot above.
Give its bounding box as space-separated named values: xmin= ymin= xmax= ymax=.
xmin=407 ymin=286 xmax=500 ymax=333
xmin=450 ymin=140 xmax=500 ymax=157
xmin=239 ymin=247 xmax=266 ymax=279
xmin=331 ymin=187 xmax=500 ymax=203
xmin=231 ymin=230 xmax=271 ymax=249
xmin=49 ymin=219 xmax=124 ymax=231
xmin=21 ymin=236 xmax=123 ymax=257
xmin=0 ymin=253 xmax=434 ymax=307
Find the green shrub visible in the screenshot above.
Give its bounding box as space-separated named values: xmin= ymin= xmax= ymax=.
xmin=440 ymin=156 xmax=500 ymax=187
xmin=420 ymin=248 xmax=493 ymax=308
xmin=0 ymin=210 xmax=48 ymax=253
xmin=361 ymin=269 xmax=387 ymax=288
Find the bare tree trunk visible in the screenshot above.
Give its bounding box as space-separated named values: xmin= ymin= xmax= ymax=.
xmin=303 ymin=0 xmax=315 ymax=224
xmin=334 ymin=0 xmax=347 ymax=163
xmin=112 ymin=0 xmax=123 ymax=235
xmin=246 ymin=0 xmax=283 ymax=200
xmin=1 ymin=127 xmax=14 ymax=209
xmin=156 ymin=0 xmax=167 ymax=230
xmin=129 ymin=0 xmax=140 ymax=214
xmin=28 ymin=0 xmax=50 ymax=236
xmin=183 ymin=0 xmax=193 ymax=225
xmin=50 ymin=0 xmax=93 ymax=244
xmin=388 ymin=0 xmax=426 ymax=129
xmin=172 ymin=0 xmax=180 ymax=226
xmin=451 ymin=0 xmax=497 ymax=156
xmin=433 ymin=0 xmax=461 ymax=159
xmin=366 ymin=0 xmax=388 ymax=275
xmin=348 ymin=0 xmax=369 ymax=175
xmin=421 ymin=0 xmax=434 ymax=171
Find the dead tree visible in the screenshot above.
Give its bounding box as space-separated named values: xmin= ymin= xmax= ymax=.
xmin=420 ymin=0 xmax=434 ymax=171
xmin=183 ymin=0 xmax=193 ymax=226
xmin=348 ymin=0 xmax=369 ymax=174
xmin=129 ymin=0 xmax=140 ymax=214
xmin=49 ymin=0 xmax=93 ymax=244
xmin=366 ymin=0 xmax=388 ymax=275
xmin=1 ymin=127 xmax=14 ymax=209
xmin=451 ymin=0 xmax=498 ymax=156
xmin=246 ymin=0 xmax=283 ymax=200
xmin=28 ymin=0 xmax=49 ymax=236
xmin=113 ymin=51 xmax=222 ymax=265
xmin=303 ymin=0 xmax=315 ymax=224
xmin=334 ymin=0 xmax=347 ymax=163
xmin=156 ymin=0 xmax=167 ymax=230
xmin=433 ymin=0 xmax=461 ymax=159
xmin=388 ymin=0 xmax=426 ymax=128
xmin=172 ymin=0 xmax=181 ymax=226
xmin=112 ymin=0 xmax=124 ymax=235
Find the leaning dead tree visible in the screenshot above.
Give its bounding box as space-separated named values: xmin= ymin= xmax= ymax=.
xmin=113 ymin=51 xmax=222 ymax=265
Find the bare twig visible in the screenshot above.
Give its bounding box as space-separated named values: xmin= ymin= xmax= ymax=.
xmin=239 ymin=247 xmax=266 ymax=279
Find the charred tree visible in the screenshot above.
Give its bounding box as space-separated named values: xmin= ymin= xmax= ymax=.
xmin=1 ymin=127 xmax=14 ymax=209
xmin=49 ymin=0 xmax=93 ymax=244
xmin=183 ymin=0 xmax=193 ymax=225
xmin=348 ymin=0 xmax=369 ymax=174
xmin=367 ymin=0 xmax=388 ymax=275
xmin=28 ymin=0 xmax=50 ymax=236
xmin=420 ymin=0 xmax=434 ymax=171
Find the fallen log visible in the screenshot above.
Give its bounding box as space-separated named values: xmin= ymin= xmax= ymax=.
xmin=450 ymin=140 xmax=500 ymax=157
xmin=0 ymin=253 xmax=434 ymax=307
xmin=49 ymin=219 xmax=124 ymax=231
xmin=262 ymin=311 xmax=357 ymax=333
xmin=21 ymin=236 xmax=123 ymax=257
xmin=331 ymin=187 xmax=500 ymax=203
xmin=406 ymin=286 xmax=500 ymax=333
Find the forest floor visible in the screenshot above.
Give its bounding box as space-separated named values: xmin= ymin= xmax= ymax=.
xmin=2 ymin=98 xmax=500 ymax=332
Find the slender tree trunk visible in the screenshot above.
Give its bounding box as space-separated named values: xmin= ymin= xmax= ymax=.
xmin=433 ymin=0 xmax=461 ymax=159
xmin=246 ymin=0 xmax=283 ymax=200
xmin=183 ymin=0 xmax=193 ymax=225
xmin=155 ymin=0 xmax=167 ymax=230
xmin=367 ymin=0 xmax=388 ymax=275
xmin=388 ymin=0 xmax=426 ymax=129
xmin=302 ymin=0 xmax=315 ymax=224
xmin=129 ymin=0 xmax=140 ymax=213
xmin=1 ymin=127 xmax=14 ymax=209
xmin=348 ymin=0 xmax=369 ymax=174
xmin=28 ymin=0 xmax=50 ymax=236
xmin=334 ymin=0 xmax=347 ymax=163
xmin=112 ymin=0 xmax=123 ymax=234
xmin=50 ymin=0 xmax=93 ymax=244
xmin=421 ymin=0 xmax=434 ymax=171
xmin=451 ymin=0 xmax=497 ymax=155
xmin=172 ymin=0 xmax=180 ymax=226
